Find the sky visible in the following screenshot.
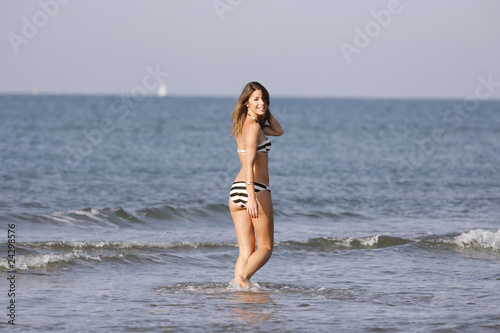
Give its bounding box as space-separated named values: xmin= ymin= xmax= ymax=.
xmin=1 ymin=0 xmax=500 ymax=99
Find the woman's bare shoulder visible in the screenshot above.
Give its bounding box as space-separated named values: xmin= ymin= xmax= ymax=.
xmin=242 ymin=119 xmax=260 ymax=136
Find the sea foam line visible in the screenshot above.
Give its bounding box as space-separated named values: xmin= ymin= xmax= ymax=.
xmin=4 ymin=229 xmax=498 ymax=271
xmin=18 ymin=240 xmax=238 ymax=250
xmin=0 ymin=250 xmax=101 ymax=270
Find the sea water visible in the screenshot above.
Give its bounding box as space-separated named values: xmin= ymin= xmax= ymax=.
xmin=0 ymin=95 xmax=499 ymax=332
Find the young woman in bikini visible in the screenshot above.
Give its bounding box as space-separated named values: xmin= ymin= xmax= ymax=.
xmin=229 ymin=82 xmax=284 ymax=288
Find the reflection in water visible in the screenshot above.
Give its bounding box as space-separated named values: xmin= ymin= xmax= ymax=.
xmin=229 ymin=291 xmax=274 ymax=322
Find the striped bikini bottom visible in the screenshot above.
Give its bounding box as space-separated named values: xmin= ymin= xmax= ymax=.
xmin=229 ymin=181 xmax=271 ymax=208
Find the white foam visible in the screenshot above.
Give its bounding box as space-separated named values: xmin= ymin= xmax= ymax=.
xmin=43 ymin=212 xmax=77 ymax=225
xmin=73 ymin=208 xmax=104 ymax=221
xmin=21 ymin=240 xmax=227 ymax=250
xmin=450 ymin=229 xmax=500 ymax=250
xmin=43 ymin=209 xmax=120 ymax=228
xmin=0 ymin=250 xmax=101 ymax=270
xmin=155 ymin=282 xmax=266 ymax=295
xmin=360 ymin=235 xmax=379 ymax=247
xmin=340 ymin=235 xmax=380 ymax=248
xmin=227 ymin=279 xmax=264 ymax=292
xmin=71 ymin=208 xmax=120 ymax=228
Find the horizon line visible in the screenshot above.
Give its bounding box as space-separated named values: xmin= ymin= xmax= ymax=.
xmin=1 ymin=91 xmax=500 ymax=102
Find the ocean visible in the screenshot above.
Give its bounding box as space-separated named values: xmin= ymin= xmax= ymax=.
xmin=0 ymin=94 xmax=499 ymax=332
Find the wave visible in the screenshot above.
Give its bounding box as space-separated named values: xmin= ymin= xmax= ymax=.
xmin=138 ymin=203 xmax=229 ymax=221
xmin=0 ymin=240 xmax=238 ymax=270
xmin=281 ymin=230 xmax=500 ymax=252
xmin=9 ymin=203 xmax=232 ymax=227
xmin=275 ymin=209 xmax=373 ymax=220
xmin=423 ymin=229 xmax=500 ymax=251
xmin=280 ymin=235 xmax=412 ymax=250
xmin=2 ymin=229 xmax=498 ymax=270
xmin=0 ymin=249 xmax=102 ymax=270
xmin=10 ymin=207 xmax=141 ymax=227
xmin=7 ymin=204 xmax=370 ymax=227
xmin=18 ymin=240 xmax=237 ymax=251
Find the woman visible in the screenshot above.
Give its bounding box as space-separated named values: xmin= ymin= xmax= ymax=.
xmin=229 ymin=82 xmax=284 ymax=288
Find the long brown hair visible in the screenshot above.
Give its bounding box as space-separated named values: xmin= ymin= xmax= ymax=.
xmin=230 ymin=82 xmax=270 ymax=137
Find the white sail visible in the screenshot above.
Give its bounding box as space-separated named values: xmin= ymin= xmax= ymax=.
xmin=158 ymin=82 xmax=167 ymax=97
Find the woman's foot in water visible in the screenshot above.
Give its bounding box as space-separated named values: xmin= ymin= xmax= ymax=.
xmin=235 ymin=275 xmax=250 ymax=288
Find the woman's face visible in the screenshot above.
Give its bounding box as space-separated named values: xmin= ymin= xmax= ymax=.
xmin=247 ymin=90 xmax=267 ymax=116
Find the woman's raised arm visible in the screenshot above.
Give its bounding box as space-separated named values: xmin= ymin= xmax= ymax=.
xmin=263 ymin=112 xmax=284 ymax=136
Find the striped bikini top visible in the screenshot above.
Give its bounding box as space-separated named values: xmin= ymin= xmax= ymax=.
xmin=237 ymin=138 xmax=272 ymax=154
xmin=236 ymin=113 xmax=272 ymax=153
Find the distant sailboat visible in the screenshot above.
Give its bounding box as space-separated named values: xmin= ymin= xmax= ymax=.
xmin=158 ymin=81 xmax=167 ymax=97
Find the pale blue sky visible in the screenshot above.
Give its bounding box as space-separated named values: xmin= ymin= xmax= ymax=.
xmin=1 ymin=0 xmax=500 ymax=99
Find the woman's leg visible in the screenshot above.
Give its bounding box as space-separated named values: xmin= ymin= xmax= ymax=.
xmin=242 ymin=190 xmax=274 ymax=281
xmin=229 ymin=190 xmax=274 ymax=286
xmin=229 ymin=198 xmax=255 ymax=281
